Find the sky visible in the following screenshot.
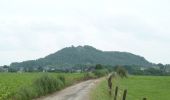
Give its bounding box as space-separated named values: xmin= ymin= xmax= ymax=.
xmin=0 ymin=0 xmax=170 ymax=65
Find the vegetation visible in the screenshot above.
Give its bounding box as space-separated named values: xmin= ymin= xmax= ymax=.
xmin=93 ymin=64 xmax=109 ymax=77
xmin=1 ymin=45 xmax=170 ymax=100
xmin=12 ymin=75 xmax=65 ymax=100
xmin=115 ymin=65 xmax=170 ymax=76
xmin=93 ymin=69 xmax=109 ymax=78
xmin=9 ymin=45 xmax=153 ymax=72
xmin=0 ymin=73 xmax=40 ymax=100
xmin=114 ymin=66 xmax=128 ymax=78
xmin=90 ymin=76 xmax=170 ymax=100
xmin=0 ymin=73 xmax=95 ymax=100
xmin=83 ymin=72 xmax=96 ymax=80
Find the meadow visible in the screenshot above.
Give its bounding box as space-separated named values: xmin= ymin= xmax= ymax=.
xmin=0 ymin=73 xmax=87 ymax=100
xmin=90 ymin=76 xmax=170 ymax=100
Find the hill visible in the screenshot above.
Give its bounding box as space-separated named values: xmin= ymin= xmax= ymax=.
xmin=10 ymin=45 xmax=153 ymax=69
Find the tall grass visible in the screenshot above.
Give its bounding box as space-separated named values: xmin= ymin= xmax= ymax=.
xmin=9 ymin=72 xmax=97 ymax=100
xmin=90 ymin=80 xmax=112 ymax=100
xmin=0 ymin=71 xmax=105 ymax=100
xmin=11 ymin=74 xmax=65 ymax=100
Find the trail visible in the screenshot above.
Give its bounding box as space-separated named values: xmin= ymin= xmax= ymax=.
xmin=36 ymin=79 xmax=101 ymax=100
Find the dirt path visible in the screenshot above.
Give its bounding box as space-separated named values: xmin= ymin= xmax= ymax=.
xmin=36 ymin=79 xmax=101 ymax=100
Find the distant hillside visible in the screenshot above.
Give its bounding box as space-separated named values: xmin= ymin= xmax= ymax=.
xmin=10 ymin=45 xmax=153 ymax=68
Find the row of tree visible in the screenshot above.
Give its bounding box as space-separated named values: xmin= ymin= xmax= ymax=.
xmin=1 ymin=63 xmax=170 ymax=76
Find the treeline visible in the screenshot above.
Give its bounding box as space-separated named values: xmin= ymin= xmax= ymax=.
xmin=0 ymin=63 xmax=114 ymax=73
xmin=122 ymin=64 xmax=170 ymax=76
xmin=1 ymin=63 xmax=170 ymax=76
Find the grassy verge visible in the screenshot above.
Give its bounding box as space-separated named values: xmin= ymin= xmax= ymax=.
xmin=0 ymin=72 xmax=96 ymax=100
xmin=0 ymin=69 xmax=108 ymax=100
xmin=90 ymin=76 xmax=170 ymax=100
xmin=10 ymin=72 xmax=97 ymax=100
xmin=90 ymin=79 xmax=112 ymax=100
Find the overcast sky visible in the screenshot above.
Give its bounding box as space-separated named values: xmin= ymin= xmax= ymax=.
xmin=0 ymin=0 xmax=170 ymax=65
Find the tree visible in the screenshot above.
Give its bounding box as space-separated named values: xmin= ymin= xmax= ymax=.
xmin=3 ymin=65 xmax=9 ymax=68
xmin=95 ymin=64 xmax=103 ymax=70
xmin=115 ymin=65 xmax=128 ymax=78
xmin=158 ymin=63 xmax=166 ymax=74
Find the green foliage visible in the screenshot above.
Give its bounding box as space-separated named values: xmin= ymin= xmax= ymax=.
xmin=144 ymin=68 xmax=162 ymax=75
xmin=13 ymin=87 xmax=36 ymax=100
xmin=95 ymin=64 xmax=103 ymax=70
xmin=57 ymin=75 xmax=66 ymax=85
xmin=0 ymin=73 xmax=91 ymax=100
xmin=33 ymin=75 xmax=64 ymax=95
xmin=115 ymin=66 xmax=128 ymax=78
xmin=0 ymin=73 xmax=40 ymax=100
xmin=84 ymin=72 xmax=96 ymax=80
xmin=93 ymin=69 xmax=109 ymax=77
xmin=10 ymin=45 xmax=153 ymax=70
xmin=90 ymin=76 xmax=170 ymax=100
xmin=12 ymin=75 xmax=65 ymax=100
xmin=90 ymin=80 xmax=112 ymax=100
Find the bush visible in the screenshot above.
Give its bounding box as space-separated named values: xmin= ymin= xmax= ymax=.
xmin=57 ymin=75 xmax=66 ymax=85
xmin=11 ymin=75 xmax=65 ymax=100
xmin=93 ymin=69 xmax=108 ymax=77
xmin=95 ymin=64 xmax=103 ymax=70
xmin=84 ymin=72 xmax=96 ymax=80
xmin=33 ymin=75 xmax=64 ymax=95
xmin=115 ymin=66 xmax=128 ymax=78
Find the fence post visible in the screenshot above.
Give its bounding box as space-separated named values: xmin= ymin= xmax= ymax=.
xmin=108 ymin=75 xmax=112 ymax=95
xmin=122 ymin=89 xmax=127 ymax=100
xmin=114 ymin=86 xmax=118 ymax=100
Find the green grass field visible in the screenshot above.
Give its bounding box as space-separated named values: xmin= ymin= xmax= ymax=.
xmin=90 ymin=76 xmax=170 ymax=100
xmin=0 ymin=73 xmax=85 ymax=100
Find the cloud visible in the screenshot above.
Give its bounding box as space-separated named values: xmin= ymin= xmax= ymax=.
xmin=0 ymin=0 xmax=170 ymax=65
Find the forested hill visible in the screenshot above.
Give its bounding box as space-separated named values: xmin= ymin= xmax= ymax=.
xmin=10 ymin=45 xmax=153 ymax=68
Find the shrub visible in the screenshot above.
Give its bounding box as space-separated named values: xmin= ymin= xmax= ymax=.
xmin=115 ymin=66 xmax=128 ymax=78
xmin=33 ymin=75 xmax=64 ymax=95
xmin=57 ymin=75 xmax=66 ymax=85
xmin=95 ymin=64 xmax=103 ymax=70
xmin=93 ymin=69 xmax=108 ymax=77
xmin=84 ymin=72 xmax=96 ymax=80
xmin=12 ymin=74 xmax=66 ymax=100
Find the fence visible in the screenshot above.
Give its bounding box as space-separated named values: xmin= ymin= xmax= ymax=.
xmin=112 ymin=86 xmax=147 ymax=100
xmin=107 ymin=73 xmax=147 ymax=100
